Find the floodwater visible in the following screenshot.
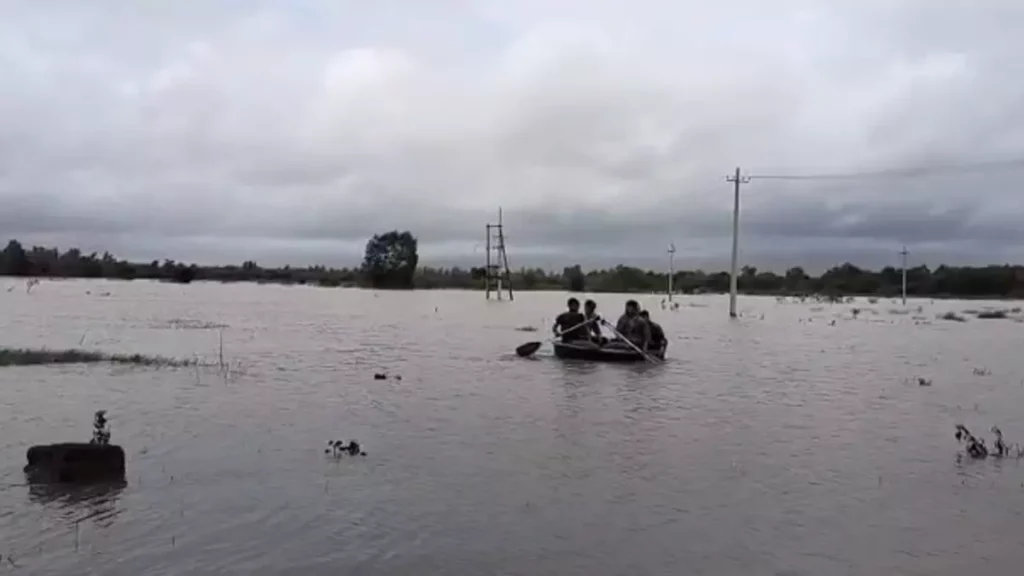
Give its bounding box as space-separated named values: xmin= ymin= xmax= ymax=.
xmin=1 ymin=279 xmax=1023 ymax=576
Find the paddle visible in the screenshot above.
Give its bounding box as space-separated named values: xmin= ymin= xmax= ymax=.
xmin=515 ymin=317 xmax=596 ymax=357
xmin=600 ymin=319 xmax=661 ymax=363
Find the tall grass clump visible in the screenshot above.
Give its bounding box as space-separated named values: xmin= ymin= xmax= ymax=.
xmin=0 ymin=347 xmax=195 ymax=368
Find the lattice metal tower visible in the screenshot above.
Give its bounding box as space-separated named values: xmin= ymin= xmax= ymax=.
xmin=485 ymin=208 xmax=514 ymax=301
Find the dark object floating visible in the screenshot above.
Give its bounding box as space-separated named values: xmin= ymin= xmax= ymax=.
xmin=24 ymin=443 xmax=126 ymax=484
xmin=373 ymin=373 xmax=387 ymax=380
xmin=515 ymin=341 xmax=543 ymax=357
xmin=326 ymin=439 xmax=367 ymax=457
xmin=552 ymin=341 xmax=667 ymax=363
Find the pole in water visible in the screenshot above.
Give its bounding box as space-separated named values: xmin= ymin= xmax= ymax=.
xmin=726 ymin=167 xmax=750 ymax=318
xmin=667 ymin=243 xmax=676 ymax=302
xmin=900 ymin=245 xmax=909 ymax=306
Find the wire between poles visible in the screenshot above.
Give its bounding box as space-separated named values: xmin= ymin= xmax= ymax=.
xmin=747 ymin=157 xmax=1024 ymax=181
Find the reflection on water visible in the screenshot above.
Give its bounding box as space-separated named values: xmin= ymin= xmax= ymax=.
xmin=1 ymin=280 xmax=1024 ymax=575
xmin=27 ymin=480 xmax=126 ymax=528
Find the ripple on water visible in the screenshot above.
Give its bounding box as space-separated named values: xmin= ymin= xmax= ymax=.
xmin=1 ymin=282 xmax=1023 ymax=575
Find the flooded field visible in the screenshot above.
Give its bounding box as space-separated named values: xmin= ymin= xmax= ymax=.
xmin=1 ymin=279 xmax=1023 ymax=575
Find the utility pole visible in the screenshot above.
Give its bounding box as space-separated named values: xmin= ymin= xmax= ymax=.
xmin=667 ymin=243 xmax=676 ymax=302
xmin=899 ymin=245 xmax=909 ymax=306
xmin=726 ymin=167 xmax=750 ymax=318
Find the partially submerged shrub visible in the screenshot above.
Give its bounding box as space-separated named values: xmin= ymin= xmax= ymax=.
xmin=91 ymin=410 xmax=111 ymax=445
xmin=0 ymin=347 xmax=194 ymax=368
xmin=326 ymin=440 xmax=366 ymax=457
xmin=956 ymin=424 xmax=1023 ymax=459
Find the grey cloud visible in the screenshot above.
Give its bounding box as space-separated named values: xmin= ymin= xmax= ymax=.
xmin=2 ymin=0 xmax=1024 ymax=271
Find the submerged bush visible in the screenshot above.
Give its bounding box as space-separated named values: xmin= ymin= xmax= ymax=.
xmin=0 ymin=347 xmax=194 ymax=368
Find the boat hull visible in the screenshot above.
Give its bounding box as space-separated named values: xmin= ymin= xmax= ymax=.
xmin=552 ymin=341 xmax=667 ymax=363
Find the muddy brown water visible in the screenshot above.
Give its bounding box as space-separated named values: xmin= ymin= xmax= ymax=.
xmin=1 ymin=279 xmax=1023 ymax=575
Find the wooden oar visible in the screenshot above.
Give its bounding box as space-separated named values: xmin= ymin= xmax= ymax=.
xmin=515 ymin=317 xmax=596 ymax=357
xmin=600 ymin=319 xmax=660 ymax=363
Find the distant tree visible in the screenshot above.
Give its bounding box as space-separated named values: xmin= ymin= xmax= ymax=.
xmin=1 ymin=240 xmax=30 ymax=275
xmin=563 ymin=264 xmax=585 ymax=292
xmin=1 ymin=235 xmax=1024 ymax=298
xmin=361 ymin=230 xmax=419 ymax=289
xmin=172 ymin=264 xmax=198 ymax=284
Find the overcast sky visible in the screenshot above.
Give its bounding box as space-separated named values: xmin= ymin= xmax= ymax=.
xmin=2 ymin=0 xmax=1024 ymax=272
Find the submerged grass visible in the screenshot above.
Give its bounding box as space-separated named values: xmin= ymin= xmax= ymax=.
xmin=0 ymin=347 xmax=195 ymax=368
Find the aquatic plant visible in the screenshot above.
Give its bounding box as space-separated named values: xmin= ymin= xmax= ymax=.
xmin=326 ymin=440 xmax=366 ymax=457
xmin=955 ymin=424 xmax=1023 ymax=459
xmin=0 ymin=347 xmax=196 ymax=368
xmin=90 ymin=410 xmax=111 ymax=445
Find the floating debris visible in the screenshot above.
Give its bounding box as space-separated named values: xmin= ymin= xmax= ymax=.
xmin=917 ymin=377 xmax=932 ymax=387
xmin=514 ymin=326 xmax=538 ymax=332
xmin=973 ymin=367 xmax=992 ymax=376
xmin=938 ymin=311 xmax=967 ymax=322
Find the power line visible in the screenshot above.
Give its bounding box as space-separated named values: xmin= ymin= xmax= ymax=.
xmin=748 ymin=157 xmax=1024 ymax=181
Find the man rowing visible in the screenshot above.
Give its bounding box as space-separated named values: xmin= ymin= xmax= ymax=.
xmin=612 ymin=299 xmax=651 ymax=350
xmin=552 ymin=297 xmax=592 ymax=343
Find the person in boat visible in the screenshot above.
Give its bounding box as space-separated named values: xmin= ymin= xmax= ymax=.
xmin=583 ymin=299 xmax=607 ymax=344
xmin=613 ymin=299 xmax=651 ymax=350
xmin=552 ymin=297 xmax=590 ymax=343
xmin=638 ymin=310 xmax=665 ymax=350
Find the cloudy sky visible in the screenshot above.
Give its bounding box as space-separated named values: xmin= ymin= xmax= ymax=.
xmin=2 ymin=0 xmax=1024 ymax=272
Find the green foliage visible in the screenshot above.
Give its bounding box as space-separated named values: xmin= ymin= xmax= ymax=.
xmin=0 ymin=346 xmax=192 ymax=367
xmin=563 ymin=265 xmax=585 ymax=292
xmin=361 ymin=230 xmax=419 ymax=289
xmin=1 ymin=237 xmax=1023 ymax=298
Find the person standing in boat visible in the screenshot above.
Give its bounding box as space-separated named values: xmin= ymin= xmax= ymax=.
xmin=552 ymin=297 xmax=590 ymax=343
xmin=583 ymin=299 xmax=606 ymax=344
xmin=614 ymin=299 xmax=651 ymax=350
xmin=638 ymin=310 xmax=665 ymax=350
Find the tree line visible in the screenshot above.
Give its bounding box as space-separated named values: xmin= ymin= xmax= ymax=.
xmin=1 ymin=234 xmax=1023 ymax=298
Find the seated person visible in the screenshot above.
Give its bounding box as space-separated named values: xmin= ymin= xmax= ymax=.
xmin=638 ymin=310 xmax=665 ymax=350
xmin=583 ymin=299 xmax=607 ymax=344
xmin=613 ymin=299 xmax=651 ymax=350
xmin=552 ymin=297 xmax=589 ymax=343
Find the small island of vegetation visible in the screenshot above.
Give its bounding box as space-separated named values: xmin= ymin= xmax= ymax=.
xmin=1 ymin=232 xmax=1022 ymax=298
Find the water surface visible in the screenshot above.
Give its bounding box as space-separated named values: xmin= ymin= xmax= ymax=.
xmin=1 ymin=279 xmax=1023 ymax=575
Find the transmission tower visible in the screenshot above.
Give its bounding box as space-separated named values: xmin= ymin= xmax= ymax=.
xmin=485 ymin=208 xmax=514 ymax=301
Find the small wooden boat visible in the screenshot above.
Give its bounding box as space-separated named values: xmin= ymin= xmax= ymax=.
xmin=552 ymin=340 xmax=667 ymax=363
